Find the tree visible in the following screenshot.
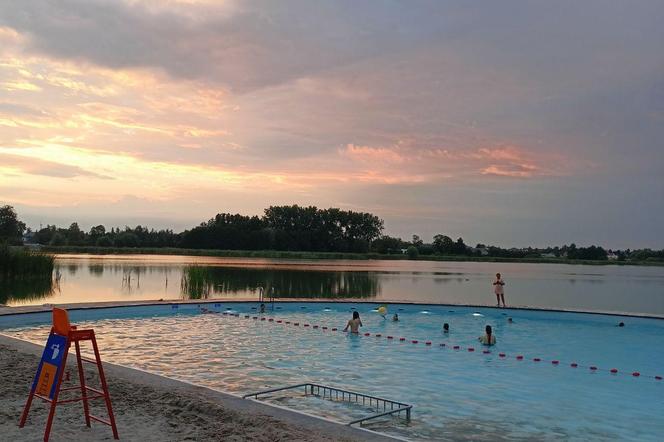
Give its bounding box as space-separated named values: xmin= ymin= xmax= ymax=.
xmin=432 ymin=234 xmax=454 ymax=254
xmin=0 ymin=205 xmax=26 ymax=245
xmin=406 ymin=246 xmax=419 ymax=259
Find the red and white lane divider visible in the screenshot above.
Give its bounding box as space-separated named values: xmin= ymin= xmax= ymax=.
xmin=205 ymin=310 xmax=662 ymax=382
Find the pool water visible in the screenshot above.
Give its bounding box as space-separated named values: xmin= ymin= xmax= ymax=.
xmin=2 ymin=302 xmax=663 ymax=441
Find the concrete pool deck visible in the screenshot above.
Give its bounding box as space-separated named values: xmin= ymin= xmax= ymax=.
xmin=0 ymin=333 xmax=396 ymax=442
xmin=2 ymin=297 xmax=663 ymax=319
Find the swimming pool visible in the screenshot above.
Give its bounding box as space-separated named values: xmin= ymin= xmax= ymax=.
xmin=2 ymin=302 xmax=662 ymax=441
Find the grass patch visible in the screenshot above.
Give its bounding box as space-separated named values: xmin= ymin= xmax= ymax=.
xmin=37 ymin=245 xmax=664 ymax=266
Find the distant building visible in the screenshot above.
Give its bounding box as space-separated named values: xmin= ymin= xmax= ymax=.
xmin=541 ymin=252 xmax=557 ymax=258
xmin=22 ymin=231 xmax=36 ymax=244
xmin=607 ymin=252 xmax=619 ymax=260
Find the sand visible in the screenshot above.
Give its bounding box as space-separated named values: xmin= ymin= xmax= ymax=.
xmin=0 ymin=336 xmax=392 ymax=441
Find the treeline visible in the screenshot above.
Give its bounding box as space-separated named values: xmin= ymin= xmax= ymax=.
xmin=24 ymin=205 xmax=384 ymax=253
xmin=3 ymin=203 xmax=664 ymax=262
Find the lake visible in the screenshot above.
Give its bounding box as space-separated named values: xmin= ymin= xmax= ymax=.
xmin=2 ymin=254 xmax=664 ymax=316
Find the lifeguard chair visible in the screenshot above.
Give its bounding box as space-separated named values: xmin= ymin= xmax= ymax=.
xmin=19 ymin=307 xmax=119 ymax=441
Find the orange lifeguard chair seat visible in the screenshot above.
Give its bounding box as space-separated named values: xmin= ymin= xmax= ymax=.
xmin=52 ymin=308 xmax=72 ymax=336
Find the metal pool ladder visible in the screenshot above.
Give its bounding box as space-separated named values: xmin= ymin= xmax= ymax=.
xmin=243 ymin=383 xmax=412 ymax=426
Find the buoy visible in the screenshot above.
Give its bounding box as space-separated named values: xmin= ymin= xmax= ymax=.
xmin=590 ymin=366 xmax=598 ymax=371
xmin=285 ymin=321 xmax=290 ymax=324
xmin=304 ymin=324 xmax=310 ymax=327
xmin=533 ymin=358 xmax=541 ymax=362
xmin=399 ymin=337 xmax=406 ymax=341
xmin=440 ymin=343 xmax=446 ymax=347
xmin=375 ymin=334 xmax=382 ymax=337
xmin=260 ymin=317 xmax=266 ymax=321
xmin=632 ymin=372 xmax=640 ymax=377
xmin=332 ymin=328 xmax=338 ymax=331
xmin=364 ymin=333 xmax=371 ymax=336
xmin=483 ymin=350 xmax=490 ymax=354
xmin=387 ymin=335 xmax=393 ymax=339
xmin=412 ymin=340 xmax=419 ymax=344
xmin=552 ymin=360 xmax=559 ymax=365
xmin=244 ymin=315 xmax=250 ymax=318
xmin=294 ymin=322 xmax=299 ymax=326
xmin=313 ymin=325 xmax=319 ymax=329
xmin=453 ymin=345 xmax=460 ymax=350
xmin=252 ymin=316 xmax=258 ymax=320
xmin=276 ymin=320 xmax=282 ymax=323
xmin=571 ymin=363 xmax=578 ymax=368
xmin=499 ymin=353 xmax=506 ymax=357
xmin=610 ymin=368 xmax=618 ymax=374
xmin=655 ymin=376 xmax=662 ymax=380
xmin=516 ymin=355 xmax=523 ymax=360
xmin=468 ymin=347 xmax=475 ymax=352
xmin=425 ymin=341 xmax=432 ymax=345
xmin=322 ymin=326 xmax=327 ymax=329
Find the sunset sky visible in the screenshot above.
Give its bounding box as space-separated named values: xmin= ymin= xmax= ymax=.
xmin=1 ymin=1 xmax=663 ymax=248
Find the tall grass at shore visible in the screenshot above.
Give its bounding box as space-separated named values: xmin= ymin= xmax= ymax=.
xmin=0 ymin=246 xmax=54 ymax=279
xmin=0 ymin=246 xmax=55 ymax=304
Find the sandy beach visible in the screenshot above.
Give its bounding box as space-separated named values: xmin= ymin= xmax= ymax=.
xmin=0 ymin=335 xmax=392 ymax=442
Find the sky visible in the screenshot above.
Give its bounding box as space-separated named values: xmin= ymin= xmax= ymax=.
xmin=0 ymin=0 xmax=663 ymax=249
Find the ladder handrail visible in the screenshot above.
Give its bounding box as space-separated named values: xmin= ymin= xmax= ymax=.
xmin=242 ymin=382 xmax=412 ymax=426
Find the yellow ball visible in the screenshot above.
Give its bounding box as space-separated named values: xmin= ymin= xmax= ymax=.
xmin=378 ymin=306 xmax=387 ymax=314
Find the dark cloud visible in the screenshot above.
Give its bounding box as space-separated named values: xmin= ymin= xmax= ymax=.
xmin=0 ymin=102 xmax=48 ymax=117
xmin=0 ymin=153 xmax=111 ymax=179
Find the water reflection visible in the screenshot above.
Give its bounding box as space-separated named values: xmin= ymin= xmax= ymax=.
xmin=180 ymin=266 xmax=379 ymax=300
xmin=3 ymin=255 xmax=664 ymax=316
xmin=0 ymin=272 xmax=57 ymax=304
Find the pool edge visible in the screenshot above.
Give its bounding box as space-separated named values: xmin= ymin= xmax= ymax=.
xmin=2 ymin=298 xmax=663 ymax=320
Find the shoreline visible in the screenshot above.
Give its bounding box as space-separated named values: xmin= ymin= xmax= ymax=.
xmin=2 ymin=298 xmax=663 ymax=321
xmin=33 ymin=246 xmax=664 ymax=267
xmin=0 ymin=333 xmax=394 ymax=442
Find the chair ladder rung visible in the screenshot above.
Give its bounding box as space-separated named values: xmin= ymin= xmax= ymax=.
xmin=85 ymin=386 xmax=105 ymax=395
xmin=89 ymin=414 xmax=112 ymax=426
xmin=56 ymin=394 xmax=106 ymax=405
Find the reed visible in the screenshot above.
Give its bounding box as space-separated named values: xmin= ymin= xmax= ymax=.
xmin=0 ymin=245 xmax=55 ymax=280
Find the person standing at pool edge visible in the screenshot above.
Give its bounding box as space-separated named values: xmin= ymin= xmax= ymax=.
xmin=343 ymin=311 xmax=363 ymax=333
xmin=493 ymin=273 xmax=506 ymax=307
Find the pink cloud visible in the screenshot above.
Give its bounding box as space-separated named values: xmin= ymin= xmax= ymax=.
xmin=339 ymin=143 xmax=566 ymax=182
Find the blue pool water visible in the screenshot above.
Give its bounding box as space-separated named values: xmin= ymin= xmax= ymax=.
xmin=2 ymin=302 xmax=663 ymax=441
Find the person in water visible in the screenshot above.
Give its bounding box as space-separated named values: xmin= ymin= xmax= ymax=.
xmin=259 ymin=303 xmax=266 ymax=313
xmin=479 ymin=325 xmax=496 ymax=345
xmin=493 ymin=273 xmax=506 ymax=307
xmin=343 ymin=311 xmax=363 ymax=333
xmin=392 ymin=313 xmax=399 ymax=322
xmin=618 ymin=322 xmax=625 ymax=327
xmin=443 ymin=323 xmax=449 ymax=333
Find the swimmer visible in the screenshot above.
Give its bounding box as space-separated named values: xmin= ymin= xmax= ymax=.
xmin=443 ymin=323 xmax=449 ymax=333
xmin=479 ymin=325 xmax=496 ymax=345
xmin=392 ymin=313 xmax=399 ymax=322
xmin=508 ymin=317 xmax=513 ymax=323
xmin=618 ymin=322 xmax=625 ymax=327
xmin=343 ymin=311 xmax=363 ymax=334
xmin=493 ymin=273 xmax=506 ymax=307
xmin=259 ymin=303 xmax=266 ymax=313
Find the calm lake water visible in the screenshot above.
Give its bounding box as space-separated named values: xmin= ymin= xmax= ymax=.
xmin=3 ymin=254 xmax=664 ymax=316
